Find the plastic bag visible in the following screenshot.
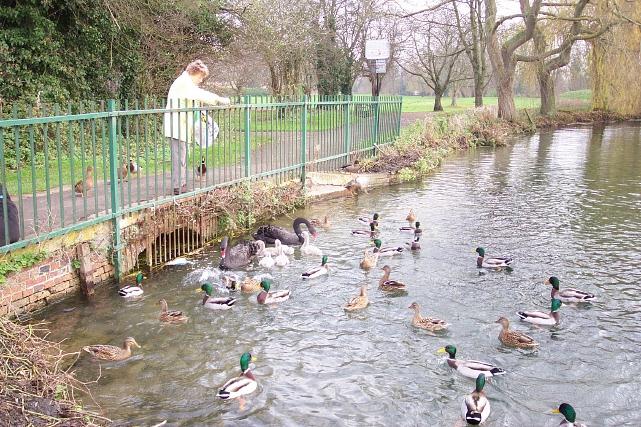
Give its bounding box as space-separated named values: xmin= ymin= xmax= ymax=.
xmin=193 ymin=112 xmax=219 ymax=148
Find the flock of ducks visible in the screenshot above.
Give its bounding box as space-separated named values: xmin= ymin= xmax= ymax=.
xmin=74 ymin=159 xmax=140 ymax=197
xmin=79 ymin=207 xmax=594 ymax=426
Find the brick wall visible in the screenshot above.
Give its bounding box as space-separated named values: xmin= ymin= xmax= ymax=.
xmin=0 ymin=251 xmax=114 ymax=317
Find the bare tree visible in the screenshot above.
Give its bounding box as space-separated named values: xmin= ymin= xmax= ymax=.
xmin=452 ymin=0 xmax=489 ymax=107
xmin=397 ymin=15 xmax=466 ymax=111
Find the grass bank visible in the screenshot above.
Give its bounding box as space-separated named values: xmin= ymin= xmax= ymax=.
xmin=358 ymin=105 xmax=637 ymax=182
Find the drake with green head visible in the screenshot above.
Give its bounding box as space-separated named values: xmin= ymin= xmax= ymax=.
xmin=437 ymin=345 xmax=505 ymax=379
xmin=217 ymin=352 xmax=258 ymax=400
xmin=475 ymin=247 xmax=513 ymax=269
xmin=358 ymin=212 xmax=380 ymax=226
xmin=352 ymin=222 xmax=379 ymax=237
xmin=547 ymin=276 xmax=596 ymax=303
xmin=301 ymin=255 xmax=329 ymax=279
xmin=461 ymin=373 xmax=491 ymax=425
xmin=118 ymin=272 xmax=144 ymax=298
xmin=517 ymin=298 xmax=562 ymax=326
xmin=552 ymin=403 xmax=586 ymax=427
xmin=372 ymin=239 xmax=403 ymax=257
xmin=400 ymin=221 xmax=420 ymax=233
xmin=257 ymin=279 xmax=290 ymax=304
xmin=198 ymin=283 xmax=236 ymax=310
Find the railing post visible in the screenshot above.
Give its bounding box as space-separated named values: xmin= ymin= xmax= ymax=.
xmin=107 ymin=99 xmax=122 ymax=281
xmin=343 ymin=95 xmax=351 ymax=163
xmin=244 ymin=95 xmax=251 ymax=178
xmin=396 ymin=96 xmax=403 ymax=137
xmin=301 ymin=95 xmax=308 ymax=184
xmin=372 ymin=95 xmax=380 ymax=150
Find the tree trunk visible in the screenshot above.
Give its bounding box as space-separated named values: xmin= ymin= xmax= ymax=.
xmin=450 ymin=83 xmax=458 ymax=107
xmin=433 ymin=91 xmax=444 ymax=111
xmin=538 ymin=69 xmax=556 ymax=115
xmin=496 ymin=75 xmax=516 ymax=120
xmin=474 ymin=72 xmax=484 ymax=107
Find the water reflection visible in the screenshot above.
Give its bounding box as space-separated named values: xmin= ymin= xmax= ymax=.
xmin=34 ymin=122 xmax=641 ymax=426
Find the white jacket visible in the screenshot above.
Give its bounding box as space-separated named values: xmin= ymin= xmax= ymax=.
xmin=163 ymin=72 xmax=229 ymax=141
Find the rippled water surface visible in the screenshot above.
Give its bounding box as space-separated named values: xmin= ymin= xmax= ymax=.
xmin=35 ymin=123 xmax=641 ymax=426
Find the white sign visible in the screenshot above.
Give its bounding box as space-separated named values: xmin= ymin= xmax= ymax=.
xmin=374 ymin=59 xmax=387 ymax=74
xmin=365 ymin=39 xmax=390 ymax=60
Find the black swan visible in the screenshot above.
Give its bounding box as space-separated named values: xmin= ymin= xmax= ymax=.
xmin=252 ymin=217 xmax=317 ymax=245
xmin=219 ymin=236 xmax=265 ymax=270
xmin=0 ymin=185 xmax=20 ymax=246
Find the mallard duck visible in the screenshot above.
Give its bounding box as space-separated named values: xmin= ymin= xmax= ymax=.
xmin=158 ymin=299 xmax=189 ymax=323
xmin=196 ymin=157 xmax=207 ymax=178
xmin=274 ymin=242 xmax=290 ymax=267
xmin=358 ymin=212 xmax=379 ymax=227
xmin=340 ymin=159 xmax=360 ymax=173
xmin=301 ymin=255 xmax=329 ymax=279
xmin=476 ymin=247 xmax=513 ymax=269
xmin=129 ymin=159 xmax=140 ymax=174
xmin=259 ymin=252 xmax=275 ymax=268
xmin=461 ymin=374 xmax=490 ymax=425
xmin=407 ymin=235 xmax=421 ymax=251
xmin=117 ymin=163 xmax=128 ymax=182
xmin=399 ymin=221 xmax=420 ymax=233
xmin=360 ymin=250 xmax=379 ymax=270
xmin=118 ymin=272 xmax=144 ymax=298
xmin=437 ymin=345 xmax=505 ymax=379
xmin=257 ymin=279 xmax=290 ymax=304
xmin=219 ymin=237 xmax=264 ymax=270
xmin=352 ymin=222 xmax=379 ymax=237
xmin=553 ymin=403 xmax=586 ymax=427
xmin=82 ymin=337 xmax=140 ymax=361
xmin=199 ymin=283 xmax=236 ymax=310
xmin=379 ymin=265 xmax=406 ymax=290
xmin=344 ymin=285 xmax=369 ymax=311
xmin=406 ymin=209 xmax=417 ymax=223
xmin=253 ymin=218 xmax=318 ymax=245
xmin=217 ymin=352 xmax=258 ymax=400
xmin=300 ymin=230 xmax=323 ymax=257
xmin=546 ymin=276 xmax=596 ymax=303
xmin=496 ymin=317 xmax=538 ymax=348
xmin=409 ymin=302 xmax=448 ymax=331
xmin=310 ymin=215 xmax=331 ymax=229
xmin=517 ymin=298 xmax=562 ymax=326
xmin=74 ymin=166 xmax=94 ymax=197
xmin=222 ymin=274 xmax=239 ymax=291
xmin=239 ymin=276 xmax=262 ymax=293
xmin=372 ymin=238 xmax=403 ymax=257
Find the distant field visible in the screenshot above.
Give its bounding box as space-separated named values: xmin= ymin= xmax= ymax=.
xmin=401 ymin=91 xmax=592 ymax=113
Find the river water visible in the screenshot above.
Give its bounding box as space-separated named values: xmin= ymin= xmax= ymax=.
xmin=35 ymin=122 xmax=641 ymax=426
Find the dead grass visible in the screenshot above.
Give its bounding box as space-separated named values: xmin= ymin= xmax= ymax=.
xmin=0 ymin=317 xmax=107 ymax=426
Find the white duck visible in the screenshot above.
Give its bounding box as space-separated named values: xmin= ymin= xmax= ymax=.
xmin=300 ymin=230 xmax=323 ymax=257
xmin=259 ymin=252 xmax=275 ymax=268
xmin=274 ymin=241 xmax=290 ymax=267
xmin=262 ymin=239 xmax=295 ymax=256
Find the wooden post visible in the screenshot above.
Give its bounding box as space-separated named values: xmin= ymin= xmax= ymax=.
xmin=76 ymin=242 xmax=96 ymax=297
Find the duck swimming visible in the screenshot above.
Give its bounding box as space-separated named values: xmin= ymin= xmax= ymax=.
xmin=399 ymin=221 xmax=420 ymax=233
xmin=546 ymin=276 xmax=596 ymax=303
xmin=301 ymin=255 xmax=329 ymax=279
xmin=408 ymin=302 xmax=448 ymax=331
xmin=495 ymin=317 xmax=538 ymax=349
xmin=118 ymin=272 xmax=144 ymax=298
xmin=83 ymin=337 xmax=140 ymax=361
xmin=217 ymin=352 xmax=258 ymax=400
xmin=300 ymin=230 xmax=323 ymax=257
xmin=437 ymin=345 xmax=505 ymax=379
xmin=517 ymin=298 xmax=562 ymax=326
xmin=552 ymin=403 xmax=586 ymax=427
xmin=358 ymin=212 xmax=379 ymax=227
xmin=372 ymin=238 xmax=403 ymax=257
xmin=461 ymin=374 xmax=490 ymax=425
xmin=344 ymin=285 xmax=369 ymax=311
xmin=199 ymin=283 xmax=237 ymax=310
xmin=219 ymin=237 xmax=264 ymax=270
xmin=352 ymin=222 xmax=379 ymax=237
xmin=253 ymin=217 xmax=317 ymax=245
xmin=257 ymin=279 xmax=290 ymax=304
xmin=476 ymin=247 xmax=512 ymax=269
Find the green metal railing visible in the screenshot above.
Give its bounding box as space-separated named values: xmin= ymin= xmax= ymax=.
xmin=0 ymin=95 xmax=402 ymax=256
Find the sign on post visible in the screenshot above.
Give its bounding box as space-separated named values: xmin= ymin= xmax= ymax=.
xmin=365 ymin=39 xmax=390 ymax=60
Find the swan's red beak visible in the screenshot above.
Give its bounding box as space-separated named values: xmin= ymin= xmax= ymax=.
xmin=312 ymin=232 xmax=318 ymax=240
xmin=220 ymin=249 xmax=226 ymax=258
